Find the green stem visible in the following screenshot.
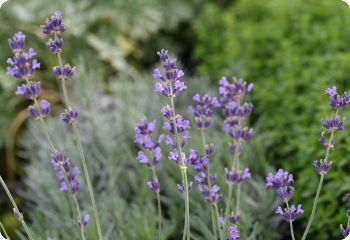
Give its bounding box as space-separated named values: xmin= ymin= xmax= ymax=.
xmin=0 ymin=176 xmax=34 ymax=240
xmin=151 ymin=167 xmax=162 ymax=240
xmin=73 ymin=196 xmax=86 ymax=240
xmin=286 ymin=201 xmax=296 ymax=240
xmin=26 ymin=78 xmax=85 ymax=240
xmin=224 ymin=144 xmax=240 ymax=227
xmin=214 ymin=204 xmax=224 ymax=240
xmin=0 ymin=221 xmax=10 ymax=240
xmin=72 ymin=123 xmax=103 ymax=240
xmin=200 ymin=130 xmax=218 ymax=239
xmin=156 ymin=191 xmax=162 ymax=240
xmin=169 ymin=90 xmax=190 ymax=240
xmin=57 ymin=51 xmax=103 ymax=240
xmin=301 ymin=109 xmax=337 ymax=240
xmin=300 ymin=174 xmax=324 ymax=240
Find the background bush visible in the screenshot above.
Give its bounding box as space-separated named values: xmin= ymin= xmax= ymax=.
xmin=192 ymin=0 xmax=350 ymax=239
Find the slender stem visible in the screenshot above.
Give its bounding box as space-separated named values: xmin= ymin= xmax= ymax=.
xmin=56 ymin=51 xmax=103 ymax=240
xmin=301 ymin=109 xmax=338 ymax=240
xmin=73 ymin=196 xmax=86 ymax=240
xmin=26 ymin=78 xmax=85 ymax=239
xmin=0 ymin=176 xmax=34 ymax=240
xmin=301 ymin=175 xmax=324 ymax=240
xmin=286 ymin=201 xmax=296 ymax=240
xmin=200 ymin=130 xmax=218 ymax=239
xmin=214 ymin=204 xmax=224 ymax=240
xmin=224 ymin=144 xmax=240 ymax=226
xmin=72 ymin=123 xmax=103 ymax=240
xmin=156 ymin=191 xmax=162 ymax=240
xmin=0 ymin=221 xmax=10 ymax=240
xmin=168 ymin=86 xmax=190 ymax=240
xmin=235 ymin=184 xmax=241 ymax=215
xmin=151 ymin=166 xmax=162 ymax=240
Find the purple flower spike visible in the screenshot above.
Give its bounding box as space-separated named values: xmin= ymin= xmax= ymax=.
xmin=61 ymin=109 xmax=78 ymax=124
xmin=153 ymin=49 xmax=187 ymax=97
xmin=42 ymin=11 xmax=65 ymax=35
xmin=227 ymin=226 xmax=240 ymax=240
xmin=340 ymin=224 xmax=350 ymax=238
xmin=177 ymin=181 xmax=193 ymax=193
xmin=28 ymin=105 xmax=40 ymax=120
xmin=276 ymin=204 xmax=303 ymax=221
xmin=13 ymin=208 xmax=23 ymax=221
xmin=47 ymin=38 xmax=64 ymax=54
xmin=229 ymin=214 xmax=241 ymax=225
xmin=147 ymin=180 xmax=160 ymax=192
xmin=135 ymin=117 xmax=164 ymax=192
xmin=225 ymin=168 xmax=251 ymax=185
xmin=15 ymin=81 xmax=41 ymax=99
xmin=321 ymin=116 xmax=344 ymax=131
xmin=188 ymin=93 xmax=220 ymax=129
xmin=313 ymin=159 xmax=332 ymax=175
xmin=266 ymin=169 xmax=294 ymax=189
xmin=51 ymin=152 xmax=81 ymax=194
xmin=79 ymin=214 xmax=90 ymax=229
xmin=40 ymin=99 xmax=51 ymax=117
xmin=7 ymin=46 xmax=40 ymax=80
xmin=8 ymin=32 xmax=25 ymax=54
xmin=53 ymin=64 xmax=75 ymax=80
xmin=218 ymin=216 xmax=225 ymax=228
xmin=325 ymin=86 xmax=350 ymax=109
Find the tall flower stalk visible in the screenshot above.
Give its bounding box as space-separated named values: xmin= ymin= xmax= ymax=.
xmin=135 ymin=118 xmax=164 ymax=240
xmin=218 ymin=77 xmax=254 ymax=233
xmin=301 ymin=86 xmax=350 ymax=240
xmin=266 ymin=169 xmax=303 ymax=240
xmin=0 ymin=221 xmax=10 ymax=240
xmin=188 ymin=94 xmax=223 ymax=239
xmin=42 ymin=11 xmax=103 ymax=240
xmin=6 ymin=31 xmax=88 ymax=240
xmin=153 ymin=49 xmax=192 ymax=240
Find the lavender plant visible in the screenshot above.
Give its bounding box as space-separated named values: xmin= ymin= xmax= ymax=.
xmin=218 ymin=77 xmax=254 ymax=237
xmin=152 ymin=49 xmax=192 ymax=240
xmin=41 ymin=11 xmax=103 ymax=240
xmin=266 ymin=86 xmax=350 ymax=240
xmin=135 ymin=118 xmax=164 ymax=239
xmin=5 ymin=30 xmax=91 ymax=240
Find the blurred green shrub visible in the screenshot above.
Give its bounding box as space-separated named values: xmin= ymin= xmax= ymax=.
xmin=193 ymin=0 xmax=350 ymax=239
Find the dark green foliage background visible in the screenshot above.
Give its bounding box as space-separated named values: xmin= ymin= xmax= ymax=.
xmin=192 ymin=0 xmax=350 ymax=239
xmin=0 ymin=0 xmax=350 ymax=239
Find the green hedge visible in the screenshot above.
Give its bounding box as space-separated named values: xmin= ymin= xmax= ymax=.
xmin=193 ymin=0 xmax=350 ymax=239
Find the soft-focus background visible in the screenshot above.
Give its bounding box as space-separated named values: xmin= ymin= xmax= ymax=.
xmin=1 ymin=0 xmax=350 ymax=239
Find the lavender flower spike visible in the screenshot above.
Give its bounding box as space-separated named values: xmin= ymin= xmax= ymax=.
xmin=276 ymin=204 xmax=304 ymax=222
xmin=188 ymin=93 xmax=220 ymax=129
xmin=154 ymin=49 xmax=191 ymax=240
xmin=153 ymin=49 xmax=186 ymax=97
xmin=51 ymin=152 xmax=81 ymax=194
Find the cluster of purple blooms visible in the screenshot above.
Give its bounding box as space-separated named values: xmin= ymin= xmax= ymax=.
xmin=340 ymin=194 xmax=350 ymax=238
xmin=266 ymin=169 xmax=303 ymax=221
xmin=218 ymin=77 xmax=253 ymax=185
xmin=42 ymin=11 xmax=79 ymax=125
xmin=6 ymin=32 xmax=50 ymax=121
xmin=153 ymin=49 xmax=186 ymax=98
xmin=153 ymin=50 xmax=196 ymax=193
xmin=135 ymin=118 xmax=164 ymax=192
xmin=51 ymin=152 xmax=81 ymax=194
